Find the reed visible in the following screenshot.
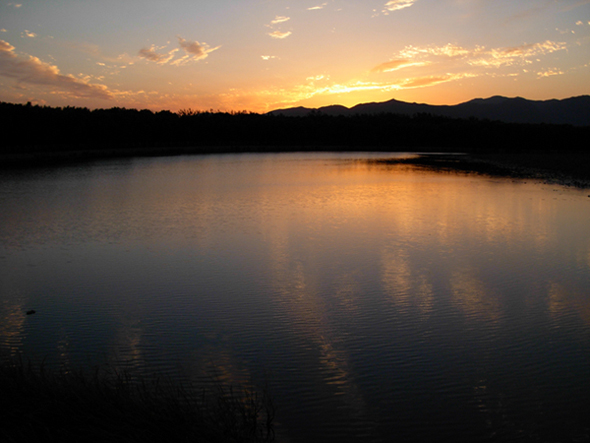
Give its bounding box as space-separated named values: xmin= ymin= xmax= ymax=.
xmin=0 ymin=357 xmax=274 ymax=443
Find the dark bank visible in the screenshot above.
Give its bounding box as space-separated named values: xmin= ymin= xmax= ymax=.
xmin=2 ymin=101 xmax=590 ymax=189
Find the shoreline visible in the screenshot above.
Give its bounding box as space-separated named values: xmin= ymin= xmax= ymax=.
xmin=0 ymin=145 xmax=398 ymax=167
xmin=2 ymin=146 xmax=589 ymax=189
xmin=371 ymin=151 xmax=590 ymax=189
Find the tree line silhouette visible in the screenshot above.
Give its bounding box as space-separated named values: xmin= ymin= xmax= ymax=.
xmin=2 ymin=101 xmax=588 ymax=158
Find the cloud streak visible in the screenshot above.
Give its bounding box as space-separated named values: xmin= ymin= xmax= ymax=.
xmin=468 ymin=40 xmax=566 ymax=67
xmin=138 ymin=45 xmax=177 ymax=64
xmin=383 ymin=0 xmax=417 ymax=13
xmin=0 ymin=39 xmax=112 ymax=99
xmin=372 ymin=40 xmax=566 ymax=74
xmin=371 ymin=59 xmax=428 ymax=73
xmin=266 ymin=15 xmax=292 ymax=39
xmin=174 ymin=36 xmax=220 ymax=64
xmin=398 ymin=74 xmax=471 ymax=89
xmin=252 ymin=72 xmax=475 ymax=110
xmin=268 ymin=30 xmax=292 ymax=39
xmin=138 ymin=37 xmax=220 ymax=66
xmin=537 ymin=69 xmax=564 ymax=78
xmin=271 ymin=16 xmax=290 ymax=24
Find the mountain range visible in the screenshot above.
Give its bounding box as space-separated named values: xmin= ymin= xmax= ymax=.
xmin=268 ymin=95 xmax=590 ymax=126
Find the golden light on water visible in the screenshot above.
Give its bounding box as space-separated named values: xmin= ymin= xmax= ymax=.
xmin=2 ymin=154 xmax=590 ymax=441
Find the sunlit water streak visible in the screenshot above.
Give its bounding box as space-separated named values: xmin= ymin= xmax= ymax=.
xmin=1 ymin=152 xmax=590 ymax=442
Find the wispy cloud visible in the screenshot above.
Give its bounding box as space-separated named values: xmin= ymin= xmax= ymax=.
xmin=398 ymin=73 xmax=471 ymax=89
xmin=7 ymin=3 xmax=22 ymax=8
xmin=371 ymin=59 xmax=428 ymax=73
xmin=225 ymin=80 xmax=394 ymax=112
xmin=165 ymin=71 xmax=476 ymax=113
xmin=365 ymin=39 xmax=568 ymax=100
xmin=138 ymin=45 xmax=177 ymax=64
xmin=0 ymin=39 xmax=112 ymax=99
xmin=307 ymin=74 xmax=328 ymax=81
xmin=397 ymin=43 xmax=474 ymax=59
xmin=373 ymin=40 xmax=566 ymax=73
xmin=311 ymin=73 xmax=473 ymax=95
xmin=371 ymin=43 xmax=476 ymax=74
xmin=308 ymin=3 xmax=327 ymax=10
xmin=383 ymin=0 xmax=417 ymax=14
xmin=138 ymin=37 xmax=220 ymax=66
xmin=468 ymin=40 xmax=566 ymax=67
xmin=271 ymin=16 xmax=290 ymax=24
xmin=256 ymin=73 xmax=472 ymax=109
xmin=173 ymin=36 xmax=220 ymax=64
xmin=266 ymin=16 xmax=292 ymax=39
xmin=268 ymin=30 xmax=292 ymax=39
xmin=537 ymin=69 xmax=564 ymax=78
xmin=22 ymin=30 xmax=37 ymax=38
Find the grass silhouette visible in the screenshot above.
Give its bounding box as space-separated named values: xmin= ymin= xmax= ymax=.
xmin=0 ymin=357 xmax=275 ymax=443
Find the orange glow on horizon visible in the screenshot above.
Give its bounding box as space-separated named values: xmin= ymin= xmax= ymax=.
xmin=1 ymin=2 xmax=588 ymax=112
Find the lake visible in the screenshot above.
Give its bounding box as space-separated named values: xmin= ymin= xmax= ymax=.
xmin=1 ymin=152 xmax=589 ymax=442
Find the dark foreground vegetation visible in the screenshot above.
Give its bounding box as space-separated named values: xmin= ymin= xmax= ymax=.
xmin=1 ymin=101 xmax=589 ymax=185
xmin=0 ymin=358 xmax=275 ymax=443
xmin=2 ymin=101 xmax=589 ymax=155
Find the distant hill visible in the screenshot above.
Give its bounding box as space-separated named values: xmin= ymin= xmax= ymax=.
xmin=268 ymin=95 xmax=590 ymax=126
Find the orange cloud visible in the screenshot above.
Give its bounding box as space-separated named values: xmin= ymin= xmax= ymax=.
xmin=469 ymin=40 xmax=566 ymax=67
xmin=0 ymin=39 xmax=112 ymax=99
xmin=537 ymin=69 xmax=564 ymax=78
xmin=377 ymin=40 xmax=566 ymax=72
xmin=397 ymin=43 xmax=474 ymax=59
xmin=138 ymin=45 xmax=177 ymax=64
xmin=266 ymin=15 xmax=292 ymax=39
xmin=371 ymin=59 xmax=428 ymax=73
xmin=177 ymin=36 xmax=220 ymax=61
xmin=399 ymin=74 xmax=460 ymax=88
xmin=268 ymin=30 xmax=292 ymax=39
xmin=383 ymin=0 xmax=417 ymax=13
xmin=271 ymin=16 xmax=290 ymax=24
xmin=138 ymin=37 xmax=220 ymax=66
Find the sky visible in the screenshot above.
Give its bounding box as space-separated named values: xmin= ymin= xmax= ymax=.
xmin=1 ymin=0 xmax=589 ymax=113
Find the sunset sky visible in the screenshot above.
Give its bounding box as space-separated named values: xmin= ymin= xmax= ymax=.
xmin=1 ymin=0 xmax=589 ymax=113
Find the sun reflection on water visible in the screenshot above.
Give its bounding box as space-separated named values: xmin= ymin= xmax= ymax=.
xmin=1 ymin=154 xmax=590 ymax=442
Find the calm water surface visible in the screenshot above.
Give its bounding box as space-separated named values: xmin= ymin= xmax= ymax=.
xmin=1 ymin=153 xmax=590 ymax=442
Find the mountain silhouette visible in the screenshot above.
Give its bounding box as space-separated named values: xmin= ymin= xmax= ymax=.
xmin=269 ymin=95 xmax=590 ymax=126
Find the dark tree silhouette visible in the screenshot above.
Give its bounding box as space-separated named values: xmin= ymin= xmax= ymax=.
xmin=1 ymin=101 xmax=588 ymax=160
